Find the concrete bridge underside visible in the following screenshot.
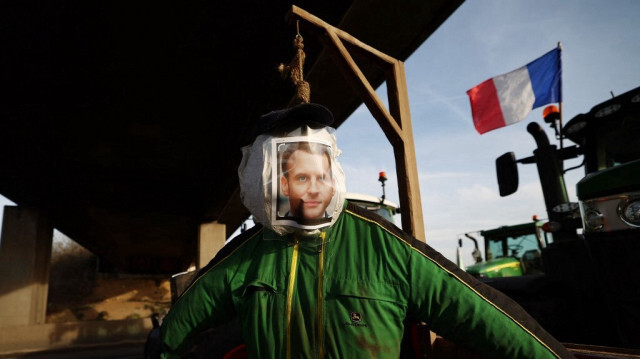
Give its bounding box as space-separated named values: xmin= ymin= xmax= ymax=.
xmin=0 ymin=1 xmax=463 ymax=353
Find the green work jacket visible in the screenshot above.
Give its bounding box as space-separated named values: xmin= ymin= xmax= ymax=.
xmin=160 ymin=202 xmax=573 ymax=359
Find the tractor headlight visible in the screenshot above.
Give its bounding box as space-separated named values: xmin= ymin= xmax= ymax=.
xmin=618 ymin=197 xmax=640 ymax=227
xmin=584 ymin=209 xmax=604 ymax=231
xmin=581 ymin=192 xmax=640 ymax=232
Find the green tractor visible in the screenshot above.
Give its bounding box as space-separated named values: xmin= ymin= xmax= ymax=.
xmin=460 ymin=219 xmax=550 ymax=279
xmin=485 ymin=85 xmax=640 ymax=349
xmin=345 ymin=192 xmax=400 ymax=223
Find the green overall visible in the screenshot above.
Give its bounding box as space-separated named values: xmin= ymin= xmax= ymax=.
xmin=161 ymin=202 xmax=573 ymax=359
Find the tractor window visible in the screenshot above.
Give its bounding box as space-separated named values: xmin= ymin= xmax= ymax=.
xmin=487 ymin=239 xmax=503 ymax=260
xmin=486 ymin=233 xmax=538 ymax=259
xmin=486 ymin=233 xmax=544 ymax=275
xmin=506 ymin=234 xmax=539 ymax=259
xmin=507 ymin=233 xmax=544 ymax=275
xmin=349 ymin=201 xmax=396 ymax=224
xmin=373 ymin=207 xmax=395 ymax=223
xmin=601 ymin=115 xmax=640 ymax=166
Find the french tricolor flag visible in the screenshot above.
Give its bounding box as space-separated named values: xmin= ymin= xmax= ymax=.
xmin=467 ymin=47 xmax=562 ymax=134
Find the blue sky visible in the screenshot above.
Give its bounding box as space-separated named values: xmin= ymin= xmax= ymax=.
xmin=336 ymin=0 xmax=640 ymax=261
xmin=1 ymin=1 xmax=639 ymax=262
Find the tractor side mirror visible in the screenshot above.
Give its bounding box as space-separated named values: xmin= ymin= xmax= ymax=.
xmin=496 ymin=152 xmax=519 ymax=197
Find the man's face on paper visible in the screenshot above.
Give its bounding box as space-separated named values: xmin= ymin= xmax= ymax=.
xmin=281 ymin=147 xmax=335 ymax=219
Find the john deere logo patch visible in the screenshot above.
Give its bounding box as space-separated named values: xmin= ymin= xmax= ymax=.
xmin=350 ymin=312 xmax=362 ymax=322
xmin=344 ymin=311 xmax=368 ymax=327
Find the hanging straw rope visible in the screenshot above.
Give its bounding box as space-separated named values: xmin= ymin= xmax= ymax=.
xmin=278 ymin=22 xmax=310 ymax=104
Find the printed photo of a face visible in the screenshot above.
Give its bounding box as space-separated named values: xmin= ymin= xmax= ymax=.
xmin=272 ymin=137 xmax=337 ymax=228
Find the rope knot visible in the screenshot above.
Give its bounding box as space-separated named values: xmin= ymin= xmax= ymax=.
xmin=278 ymin=32 xmax=310 ymax=104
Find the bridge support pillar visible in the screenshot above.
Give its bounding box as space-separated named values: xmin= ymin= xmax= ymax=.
xmin=0 ymin=206 xmax=53 ymax=327
xmin=197 ymin=221 xmax=226 ymax=269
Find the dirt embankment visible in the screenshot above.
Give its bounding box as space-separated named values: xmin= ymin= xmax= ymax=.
xmin=46 ymin=238 xmax=172 ymax=323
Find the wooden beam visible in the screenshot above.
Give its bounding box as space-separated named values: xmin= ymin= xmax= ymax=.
xmin=324 ymin=30 xmax=404 ymax=144
xmin=290 ymin=6 xmax=397 ymax=67
xmin=387 ymin=61 xmax=425 ymax=240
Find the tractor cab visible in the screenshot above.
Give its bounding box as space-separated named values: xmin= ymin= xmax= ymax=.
xmin=345 ymin=192 xmax=400 ymax=224
xmin=462 ymin=220 xmax=550 ymax=279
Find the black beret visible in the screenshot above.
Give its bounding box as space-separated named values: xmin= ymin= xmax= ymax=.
xmin=246 ymin=103 xmax=334 ymax=146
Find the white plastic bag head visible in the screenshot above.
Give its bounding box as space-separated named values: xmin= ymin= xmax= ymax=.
xmin=238 ymin=125 xmax=346 ymax=236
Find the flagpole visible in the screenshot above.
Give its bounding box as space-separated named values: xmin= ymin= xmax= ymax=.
xmin=557 ymin=42 xmax=564 ymax=161
xmin=558 ymin=41 xmax=564 ymax=151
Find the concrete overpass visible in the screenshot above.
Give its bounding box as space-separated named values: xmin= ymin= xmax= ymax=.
xmin=0 ymin=0 xmax=463 ymax=342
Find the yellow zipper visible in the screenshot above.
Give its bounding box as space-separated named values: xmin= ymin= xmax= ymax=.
xmin=286 ymin=236 xmax=300 ymax=359
xmin=317 ymin=232 xmax=326 ymax=359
